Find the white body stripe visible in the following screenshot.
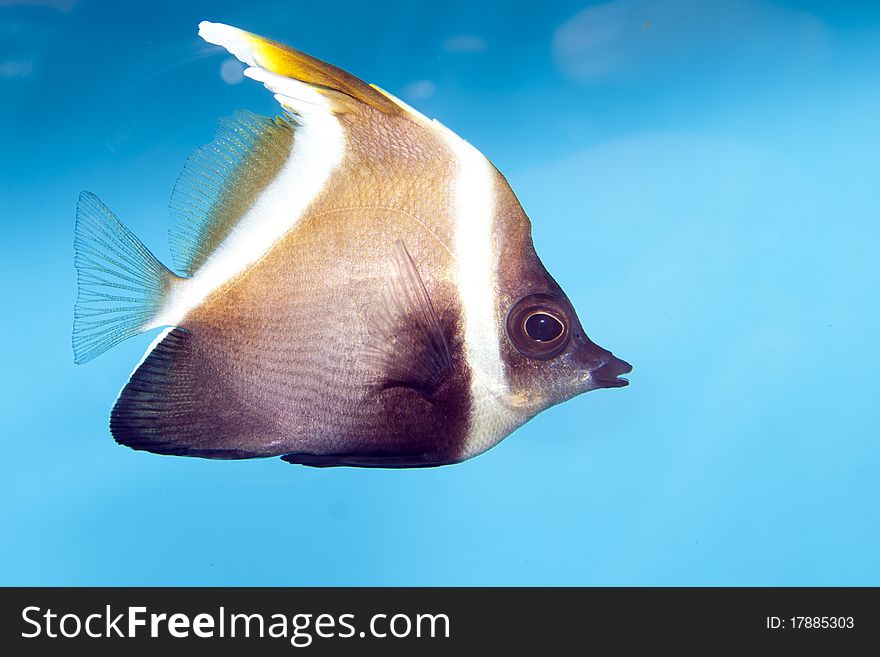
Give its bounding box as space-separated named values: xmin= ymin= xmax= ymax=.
xmin=149 ymin=40 xmax=345 ymax=329
xmin=441 ymin=130 xmax=514 ymax=457
xmin=116 ymin=326 xmax=175 ymax=401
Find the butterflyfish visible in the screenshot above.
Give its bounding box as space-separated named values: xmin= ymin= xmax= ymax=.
xmin=72 ymin=21 xmax=632 ymax=467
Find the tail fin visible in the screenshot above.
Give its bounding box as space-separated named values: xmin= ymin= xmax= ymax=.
xmin=73 ymin=191 xmax=177 ymax=364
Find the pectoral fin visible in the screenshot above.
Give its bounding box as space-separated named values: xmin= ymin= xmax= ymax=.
xmin=362 ymin=240 xmax=452 ymax=398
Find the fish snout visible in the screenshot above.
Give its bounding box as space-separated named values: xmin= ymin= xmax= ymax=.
xmin=571 ymin=333 xmax=632 ymax=390
xmin=590 ymin=353 xmax=632 ymax=389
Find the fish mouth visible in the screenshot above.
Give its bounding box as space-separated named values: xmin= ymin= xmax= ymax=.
xmin=591 ymin=354 xmax=633 ymax=389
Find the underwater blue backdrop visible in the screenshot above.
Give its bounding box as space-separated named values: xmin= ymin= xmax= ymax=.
xmin=2 ymin=0 xmax=878 ymax=585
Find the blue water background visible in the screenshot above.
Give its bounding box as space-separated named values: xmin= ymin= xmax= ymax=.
xmin=1 ymin=0 xmax=878 ymax=585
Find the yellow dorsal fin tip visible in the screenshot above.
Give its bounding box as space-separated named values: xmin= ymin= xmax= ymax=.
xmin=198 ymin=21 xmax=258 ymax=67
xmin=197 ymin=20 xmax=407 ymax=118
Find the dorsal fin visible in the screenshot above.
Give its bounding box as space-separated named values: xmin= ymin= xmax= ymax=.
xmin=168 ymin=110 xmax=296 ymax=277
xmin=198 ymin=21 xmax=405 ymax=118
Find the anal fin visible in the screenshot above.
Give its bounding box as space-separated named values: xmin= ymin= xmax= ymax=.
xmin=111 ymin=327 xmax=274 ymax=459
xmin=281 ymin=452 xmax=451 ymax=469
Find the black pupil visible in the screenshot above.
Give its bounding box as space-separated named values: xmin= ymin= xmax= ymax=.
xmin=524 ymin=313 xmax=563 ymax=342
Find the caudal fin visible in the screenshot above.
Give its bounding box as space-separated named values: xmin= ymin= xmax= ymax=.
xmin=73 ymin=191 xmax=178 ymax=364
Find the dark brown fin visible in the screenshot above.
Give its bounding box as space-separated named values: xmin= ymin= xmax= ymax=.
xmin=110 ymin=328 xmax=274 ymax=459
xmin=362 ymin=240 xmax=453 ymax=397
xmin=281 ymin=452 xmax=454 ymax=469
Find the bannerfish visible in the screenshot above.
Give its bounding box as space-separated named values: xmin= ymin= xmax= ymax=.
xmin=72 ymin=21 xmax=632 ymax=468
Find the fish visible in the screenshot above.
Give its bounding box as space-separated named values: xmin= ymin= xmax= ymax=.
xmin=72 ymin=21 xmax=632 ymax=468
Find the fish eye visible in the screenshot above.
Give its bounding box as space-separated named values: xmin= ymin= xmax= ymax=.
xmin=506 ymin=294 xmax=571 ymax=360
xmin=524 ymin=312 xmax=564 ymax=342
